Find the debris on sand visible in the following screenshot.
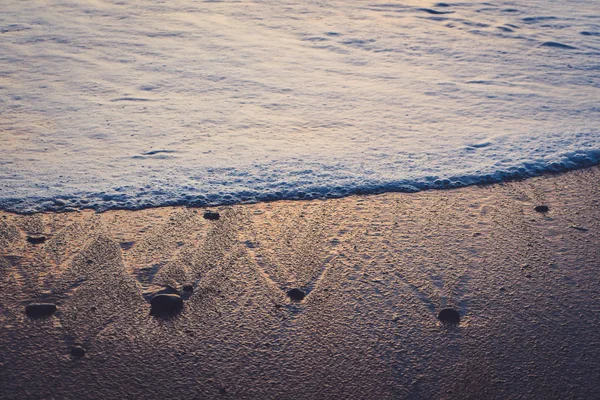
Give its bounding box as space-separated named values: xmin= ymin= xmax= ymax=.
xmin=534 ymin=205 xmax=549 ymax=213
xmin=437 ymin=308 xmax=460 ymax=325
xmin=150 ymin=294 xmax=183 ymax=317
xmin=71 ymin=346 xmax=86 ymax=358
xmin=287 ymin=288 xmax=306 ymax=302
xmin=26 ymin=235 xmax=47 ymax=245
xmin=203 ymin=211 xmax=220 ymax=220
xmin=25 ymin=303 xmax=57 ymax=318
xmin=570 ymin=225 xmax=588 ymax=232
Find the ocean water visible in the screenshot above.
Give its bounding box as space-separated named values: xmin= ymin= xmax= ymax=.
xmin=1 ymin=0 xmax=599 ymax=213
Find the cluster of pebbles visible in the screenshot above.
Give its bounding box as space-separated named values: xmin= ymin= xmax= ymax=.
xmin=21 ymin=205 xmax=553 ymax=359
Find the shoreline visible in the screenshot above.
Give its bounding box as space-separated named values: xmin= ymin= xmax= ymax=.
xmin=1 ymin=166 xmax=600 ymax=399
xmin=3 ymin=161 xmax=600 ymax=215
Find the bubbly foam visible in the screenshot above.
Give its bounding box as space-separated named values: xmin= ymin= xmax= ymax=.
xmin=1 ymin=0 xmax=599 ymax=213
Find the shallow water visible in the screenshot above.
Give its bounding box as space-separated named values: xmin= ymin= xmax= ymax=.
xmin=1 ymin=0 xmax=599 ymax=212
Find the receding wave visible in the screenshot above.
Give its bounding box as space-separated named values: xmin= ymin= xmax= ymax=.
xmin=1 ymin=0 xmax=599 ymax=213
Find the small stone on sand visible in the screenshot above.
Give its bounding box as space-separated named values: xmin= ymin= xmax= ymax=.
xmin=119 ymin=241 xmax=135 ymax=250
xmin=534 ymin=205 xmax=549 ymax=213
xmin=71 ymin=346 xmax=86 ymax=358
xmin=180 ymin=285 xmax=194 ymax=300
xmin=203 ymin=211 xmax=220 ymax=220
xmin=26 ymin=235 xmax=46 ymax=245
xmin=150 ymin=294 xmax=183 ymax=316
xmin=438 ymin=308 xmax=460 ymax=325
xmin=287 ymin=288 xmax=306 ymax=301
xmin=25 ymin=303 xmax=57 ymax=318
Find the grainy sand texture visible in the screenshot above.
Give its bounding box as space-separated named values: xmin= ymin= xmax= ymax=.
xmin=1 ymin=167 xmax=600 ymax=399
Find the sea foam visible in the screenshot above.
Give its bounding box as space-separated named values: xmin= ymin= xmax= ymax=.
xmin=1 ymin=0 xmax=599 ymax=213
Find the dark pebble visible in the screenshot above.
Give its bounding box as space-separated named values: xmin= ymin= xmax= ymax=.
xmin=119 ymin=241 xmax=135 ymax=250
xmin=26 ymin=235 xmax=47 ymax=245
xmin=181 ymin=285 xmax=194 ymax=300
xmin=203 ymin=211 xmax=220 ymax=220
xmin=150 ymin=294 xmax=183 ymax=316
xmin=71 ymin=346 xmax=86 ymax=358
xmin=534 ymin=205 xmax=549 ymax=213
xmin=25 ymin=303 xmax=57 ymax=318
xmin=287 ymin=288 xmax=306 ymax=302
xmin=438 ymin=308 xmax=460 ymax=325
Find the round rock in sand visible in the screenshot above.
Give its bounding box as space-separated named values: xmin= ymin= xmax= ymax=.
xmin=150 ymin=294 xmax=183 ymax=317
xmin=25 ymin=303 xmax=57 ymax=318
xmin=287 ymin=288 xmax=306 ymax=302
xmin=71 ymin=346 xmax=86 ymax=358
xmin=26 ymin=235 xmax=47 ymax=245
xmin=534 ymin=205 xmax=549 ymax=213
xmin=203 ymin=211 xmax=220 ymax=220
xmin=438 ymin=308 xmax=460 ymax=325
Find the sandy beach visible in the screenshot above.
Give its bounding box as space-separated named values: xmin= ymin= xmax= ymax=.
xmin=1 ymin=167 xmax=600 ymax=399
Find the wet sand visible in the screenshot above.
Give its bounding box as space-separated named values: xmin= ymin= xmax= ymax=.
xmin=1 ymin=167 xmax=600 ymax=399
